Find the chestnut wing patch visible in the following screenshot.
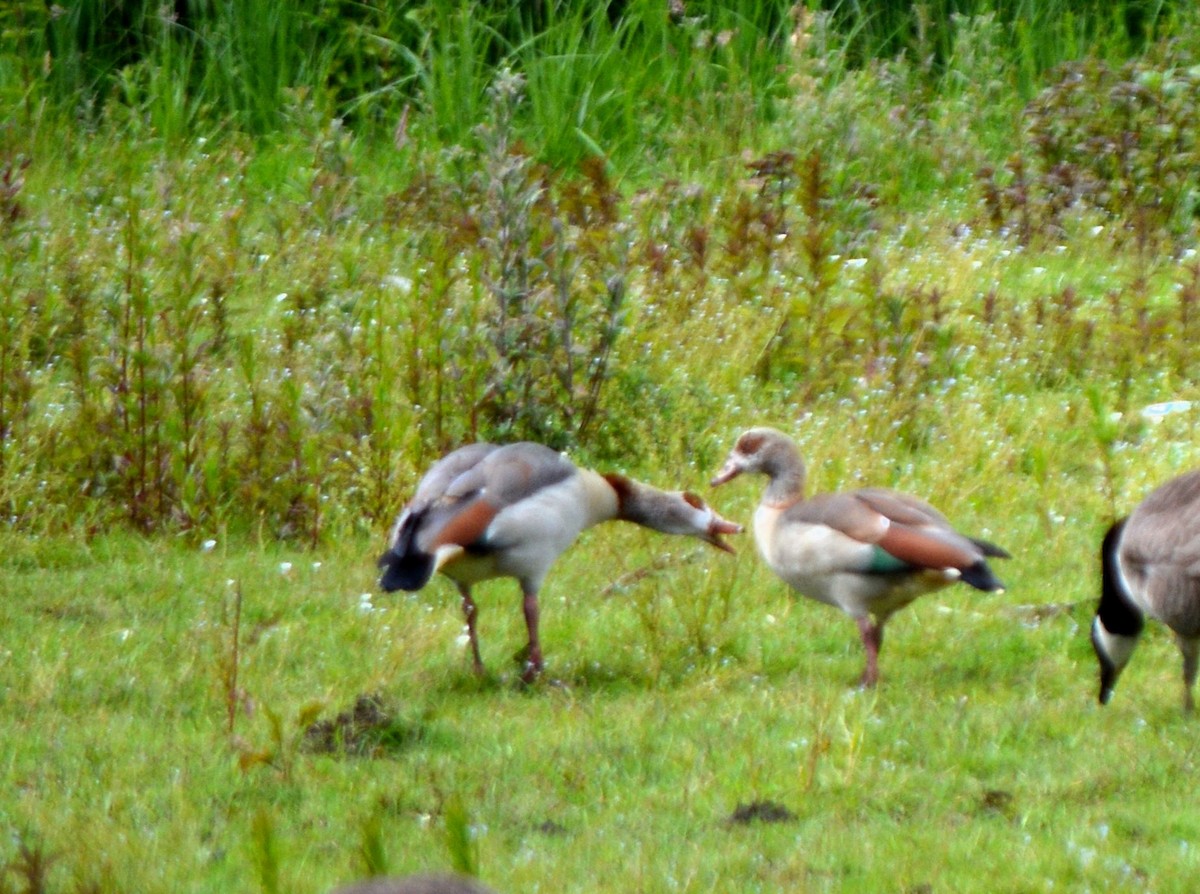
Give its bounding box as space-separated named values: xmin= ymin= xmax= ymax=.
xmin=874 ymin=520 xmax=981 ymax=572
xmin=791 ymin=491 xmax=982 ymax=574
xmin=424 ymin=497 xmax=503 ymax=552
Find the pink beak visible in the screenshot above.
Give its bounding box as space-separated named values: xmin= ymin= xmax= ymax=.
xmin=710 ymin=458 xmax=743 ymax=487
xmin=705 ymin=513 xmax=743 ymax=553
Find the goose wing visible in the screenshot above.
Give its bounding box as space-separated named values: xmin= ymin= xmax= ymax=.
xmin=417 ymin=442 xmax=578 ymax=553
xmin=783 ymin=488 xmax=1004 ymax=589
xmin=1121 ymin=471 xmax=1200 ymax=625
xmin=379 ymin=443 xmax=499 ymax=591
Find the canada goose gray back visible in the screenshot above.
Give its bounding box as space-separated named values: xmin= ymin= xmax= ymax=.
xmin=712 ymin=427 xmax=1009 ymax=687
xmin=378 ymin=441 xmax=742 ymax=682
xmin=1092 ymin=469 xmax=1200 ymax=711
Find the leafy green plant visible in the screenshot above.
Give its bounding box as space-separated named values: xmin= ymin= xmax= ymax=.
xmin=437 ymin=67 xmax=631 ymax=449
xmin=0 ymin=157 xmax=32 ymax=504
xmin=0 ymin=1 xmax=1198 ymax=547
xmin=982 ymin=54 xmax=1200 ymax=249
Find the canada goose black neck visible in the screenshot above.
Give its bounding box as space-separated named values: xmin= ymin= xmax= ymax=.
xmin=1092 ymin=516 xmax=1144 ymax=705
xmin=1097 ymin=518 xmax=1144 ymax=637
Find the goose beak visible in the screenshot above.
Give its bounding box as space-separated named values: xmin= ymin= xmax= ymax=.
xmin=710 ymin=458 xmax=743 ymax=487
xmin=704 ymin=513 xmax=744 ymax=553
xmin=679 ymin=492 xmax=743 ymax=552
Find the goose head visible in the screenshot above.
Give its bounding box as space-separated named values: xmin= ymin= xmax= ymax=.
xmin=711 ymin=428 xmax=806 ymax=498
xmin=668 ymin=491 xmax=744 ymax=553
xmin=606 ymin=474 xmax=742 ymax=552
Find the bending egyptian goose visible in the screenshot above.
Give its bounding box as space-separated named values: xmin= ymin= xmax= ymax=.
xmin=378 ymin=441 xmax=742 ymax=682
xmin=711 ymin=427 xmax=1009 ymax=687
xmin=1092 ymin=469 xmax=1200 ymax=711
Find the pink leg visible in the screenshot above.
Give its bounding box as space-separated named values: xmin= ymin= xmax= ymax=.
xmin=856 ymin=616 xmax=883 ymax=688
xmin=457 ymin=583 xmax=484 ymax=675
xmin=520 ymin=585 xmax=543 ymax=684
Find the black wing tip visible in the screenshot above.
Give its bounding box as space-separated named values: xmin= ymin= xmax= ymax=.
xmin=971 ymin=537 xmax=1011 ymax=560
xmin=378 ymin=550 xmax=436 ymax=592
xmin=961 ymin=559 xmax=1005 ymax=593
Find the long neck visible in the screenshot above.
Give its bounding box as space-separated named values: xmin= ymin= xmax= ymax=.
xmin=577 ymin=468 xmax=622 ymax=528
xmin=1098 ymin=518 xmax=1144 ymax=636
xmin=762 ymin=446 xmax=807 ymax=507
xmin=603 ymin=473 xmax=697 ymax=533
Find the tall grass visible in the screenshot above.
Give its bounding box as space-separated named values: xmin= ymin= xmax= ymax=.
xmin=3 ymin=7 xmax=1200 ymax=537
xmin=824 ymin=0 xmax=1178 ymax=81
xmin=6 ymin=2 xmax=1181 ymax=157
xmin=15 ymin=0 xmax=335 ymax=139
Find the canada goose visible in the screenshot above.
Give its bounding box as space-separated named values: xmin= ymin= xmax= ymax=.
xmin=330 ymin=874 xmax=498 ymax=894
xmin=378 ymin=441 xmax=742 ymax=682
xmin=1092 ymin=469 xmax=1200 ymax=711
xmin=711 ymin=427 xmax=1009 ymax=686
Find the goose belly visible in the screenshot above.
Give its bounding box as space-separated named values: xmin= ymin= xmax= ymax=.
xmin=774 ymin=563 xmax=954 ymax=619
xmin=439 ymin=548 xmax=503 ymax=585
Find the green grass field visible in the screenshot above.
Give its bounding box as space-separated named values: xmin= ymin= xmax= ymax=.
xmin=7 ymin=409 xmax=1200 ymax=893
xmin=5 ymin=2 xmax=1200 ymax=891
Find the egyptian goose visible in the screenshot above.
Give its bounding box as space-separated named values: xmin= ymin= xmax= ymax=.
xmin=1092 ymin=469 xmax=1200 ymax=711
xmin=330 ymin=874 xmax=498 ymax=894
xmin=711 ymin=427 xmax=1009 ymax=687
xmin=378 ymin=441 xmax=742 ymax=682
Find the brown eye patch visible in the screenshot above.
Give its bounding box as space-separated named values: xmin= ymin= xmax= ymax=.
xmin=736 ymin=432 xmax=765 ymax=454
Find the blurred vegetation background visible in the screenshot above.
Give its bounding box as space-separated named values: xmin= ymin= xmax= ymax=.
xmin=0 ymin=0 xmax=1196 ymax=543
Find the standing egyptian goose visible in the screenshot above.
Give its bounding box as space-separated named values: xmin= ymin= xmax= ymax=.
xmin=378 ymin=441 xmax=742 ymax=682
xmin=1092 ymin=469 xmax=1200 ymax=711
xmin=711 ymin=427 xmax=1009 ymax=687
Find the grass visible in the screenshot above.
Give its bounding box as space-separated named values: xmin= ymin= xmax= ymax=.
xmin=6 ymin=477 xmax=1200 ymax=893
xmin=5 ymin=2 xmax=1200 ymax=891
xmin=6 ymin=383 xmax=1200 ymax=893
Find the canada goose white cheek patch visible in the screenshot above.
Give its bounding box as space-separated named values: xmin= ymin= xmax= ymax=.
xmin=1092 ymin=616 xmax=1138 ymax=670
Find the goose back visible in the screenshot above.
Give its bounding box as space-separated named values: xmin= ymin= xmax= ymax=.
xmin=1118 ymin=470 xmax=1200 ymax=637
